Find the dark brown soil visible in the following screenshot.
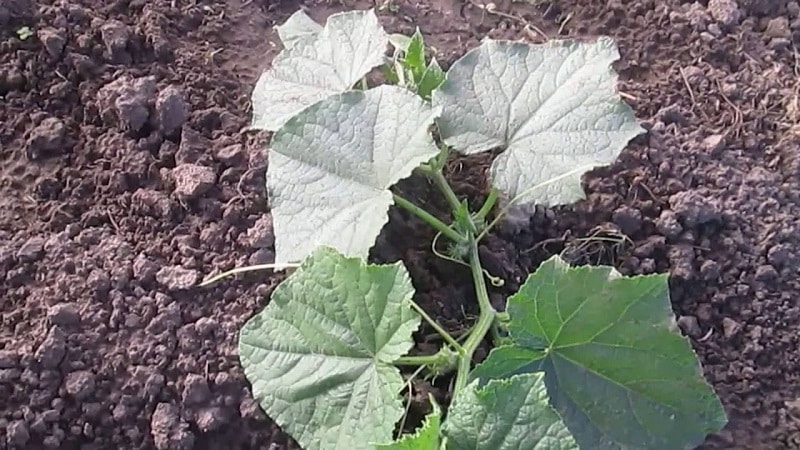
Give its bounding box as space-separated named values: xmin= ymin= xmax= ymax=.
xmin=2 ymin=0 xmax=800 ymax=448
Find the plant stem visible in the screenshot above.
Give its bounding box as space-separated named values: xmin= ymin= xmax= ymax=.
xmin=392 ymin=194 xmax=464 ymax=243
xmin=409 ymin=300 xmax=464 ymax=353
xmin=416 ymin=149 xmax=463 ymax=212
xmin=475 ymin=188 xmax=499 ymax=221
xmin=431 ymin=169 xmax=463 ymax=213
xmin=395 ymin=354 xmax=450 ymax=367
xmin=453 ymin=235 xmax=496 ymax=394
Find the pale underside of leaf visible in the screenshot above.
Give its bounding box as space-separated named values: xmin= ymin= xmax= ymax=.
xmin=252 ymin=9 xmax=388 ymax=131
xmin=443 ymin=373 xmax=578 ymax=450
xmin=433 ymin=38 xmax=644 ymax=206
xmin=471 ymin=255 xmax=727 ymax=449
xmin=276 ymin=9 xmax=323 ymax=48
xmin=268 ymin=85 xmax=440 ymax=264
xmin=239 ymin=247 xmax=421 ymax=450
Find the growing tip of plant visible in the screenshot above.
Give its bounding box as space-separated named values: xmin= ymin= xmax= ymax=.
xmin=198 ymin=263 xmax=300 ymax=287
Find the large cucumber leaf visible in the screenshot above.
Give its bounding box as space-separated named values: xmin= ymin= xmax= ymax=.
xmin=239 ymin=247 xmax=421 ymax=450
xmin=268 ymin=85 xmax=439 ymax=264
xmin=443 ymin=373 xmax=578 ymax=450
xmin=276 ymin=10 xmax=323 ymax=48
xmin=432 ymin=38 xmax=643 ymax=206
xmin=471 ymin=255 xmax=727 ymax=449
xmin=252 ymin=9 xmax=388 ymax=131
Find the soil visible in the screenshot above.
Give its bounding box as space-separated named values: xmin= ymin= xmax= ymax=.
xmin=2 ymin=0 xmax=800 ymax=448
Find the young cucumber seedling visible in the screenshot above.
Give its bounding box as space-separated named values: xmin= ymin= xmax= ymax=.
xmin=221 ymin=9 xmax=727 ymax=450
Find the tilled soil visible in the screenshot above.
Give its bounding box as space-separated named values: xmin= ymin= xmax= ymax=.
xmin=2 ymin=0 xmax=800 ymax=448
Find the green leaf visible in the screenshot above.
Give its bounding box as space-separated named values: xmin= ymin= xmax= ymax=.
xmin=404 ymin=28 xmax=426 ymax=81
xmin=416 ymin=58 xmax=444 ymax=100
xmin=276 ymin=10 xmax=322 ymax=48
xmin=388 ymin=33 xmax=412 ymax=52
xmin=443 ymin=373 xmax=578 ymax=450
xmin=239 ymin=247 xmax=421 ymax=450
xmin=472 ymin=255 xmax=727 ymax=449
xmin=267 ymin=85 xmax=440 ymax=264
xmin=375 ymin=400 xmax=441 ymax=450
xmin=252 ymin=9 xmax=388 ymax=131
xmin=432 ymin=38 xmax=644 ymax=206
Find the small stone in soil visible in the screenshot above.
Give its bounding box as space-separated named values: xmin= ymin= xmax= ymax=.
xmin=151 ymin=403 xmax=195 ymax=450
xmin=770 ymin=38 xmax=791 ymax=51
xmin=701 ymin=134 xmax=725 ymax=154
xmin=246 ymin=215 xmax=275 ymax=249
xmin=700 ymin=259 xmax=721 ymax=280
xmin=172 ymin=164 xmax=216 ymax=199
xmin=37 ymin=27 xmax=66 ymax=58
xmin=0 ymin=350 xmax=19 ymax=368
xmin=249 ymin=248 xmax=275 ymax=265
xmin=668 ymin=190 xmax=721 ymax=228
xmin=611 ymin=206 xmax=642 ymax=235
xmin=195 ymin=407 xmax=229 ymax=432
xmin=754 ymin=264 xmax=778 ymax=281
xmin=133 ymin=254 xmax=158 ymax=282
xmin=215 ymin=144 xmax=245 ymax=166
xmin=668 ymin=245 xmax=696 ymax=281
xmin=677 ymin=315 xmax=702 ymax=338
xmin=26 ymin=118 xmax=66 ymax=160
xmin=16 ymin=236 xmax=45 ymax=261
xmin=100 ymin=76 xmax=156 ymax=132
xmin=707 ymin=0 xmax=740 ymax=26
xmin=156 ymin=265 xmax=198 ymax=290
xmin=64 ymin=370 xmax=96 ymax=400
xmin=6 ymin=420 xmax=30 ymax=446
xmin=655 ymin=210 xmax=683 ymax=239
xmin=722 ymin=317 xmax=741 ymax=338
xmin=765 ymin=17 xmax=791 ymax=39
xmin=182 ymin=374 xmax=211 ymax=405
xmin=35 ymin=327 xmax=66 ymax=369
xmin=100 ymin=19 xmax=131 ymax=63
xmin=155 ymin=86 xmax=189 ymax=136
xmin=175 ymin=127 xmax=212 ymax=165
xmin=47 ymin=303 xmax=80 ymax=326
xmin=767 ymin=244 xmax=792 ymax=268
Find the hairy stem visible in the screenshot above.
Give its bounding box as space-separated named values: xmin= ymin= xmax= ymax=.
xmin=395 ymin=353 xmax=451 ymax=367
xmin=417 ymin=148 xmax=463 ymax=213
xmin=453 ymin=235 xmax=496 ymax=394
xmin=409 ymin=300 xmax=464 ymax=353
xmin=475 ymin=188 xmax=499 ymax=221
xmin=393 ymin=194 xmax=464 ymax=243
xmin=431 ymin=169 xmax=463 ymax=213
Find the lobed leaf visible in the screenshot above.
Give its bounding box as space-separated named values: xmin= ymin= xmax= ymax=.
xmin=432 ymin=38 xmax=644 ymax=206
xmin=252 ymin=9 xmax=388 ymax=131
xmin=375 ymin=401 xmax=441 ymax=450
xmin=239 ymin=247 xmax=421 ymax=450
xmin=276 ymin=10 xmax=323 ymax=48
xmin=268 ymin=85 xmax=440 ymax=264
xmin=443 ymin=373 xmax=578 ymax=450
xmin=471 ymin=255 xmax=727 ymax=449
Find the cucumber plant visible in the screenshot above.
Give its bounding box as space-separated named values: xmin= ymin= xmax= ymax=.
xmin=231 ymin=9 xmax=727 ymax=449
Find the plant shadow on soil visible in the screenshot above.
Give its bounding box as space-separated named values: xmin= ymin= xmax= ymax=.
xmin=3 ymin=0 xmax=800 ymax=448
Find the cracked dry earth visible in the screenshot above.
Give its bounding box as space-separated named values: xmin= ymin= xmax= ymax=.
xmin=2 ymin=0 xmax=800 ymax=448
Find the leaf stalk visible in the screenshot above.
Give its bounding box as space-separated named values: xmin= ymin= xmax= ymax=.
xmin=453 ymin=234 xmax=497 ymax=394
xmin=393 ymin=194 xmax=465 ymax=243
